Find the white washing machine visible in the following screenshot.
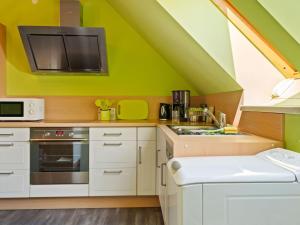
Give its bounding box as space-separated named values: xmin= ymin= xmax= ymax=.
xmin=167 ymin=148 xmax=300 ymax=225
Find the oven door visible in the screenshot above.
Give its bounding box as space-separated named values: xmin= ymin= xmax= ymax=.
xmin=30 ymin=141 xmax=89 ymax=185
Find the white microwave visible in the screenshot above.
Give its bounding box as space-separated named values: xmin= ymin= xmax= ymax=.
xmin=0 ymin=98 xmax=45 ymax=121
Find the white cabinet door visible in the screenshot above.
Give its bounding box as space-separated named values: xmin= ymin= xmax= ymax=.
xmin=90 ymin=141 xmax=137 ymax=168
xmin=0 ymin=128 xmax=29 ymax=142
xmin=90 ymin=168 xmax=136 ymax=196
xmin=0 ymin=170 xmax=29 ymax=198
xmin=137 ymin=141 xmax=156 ymax=195
xmin=0 ymin=142 xmax=29 ymax=170
xmin=203 ymin=183 xmax=300 ymax=225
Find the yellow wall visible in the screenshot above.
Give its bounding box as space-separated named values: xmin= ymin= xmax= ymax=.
xmin=0 ymin=0 xmax=197 ymax=96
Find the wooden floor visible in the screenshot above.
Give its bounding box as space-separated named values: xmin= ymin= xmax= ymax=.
xmin=0 ymin=208 xmax=164 ymax=225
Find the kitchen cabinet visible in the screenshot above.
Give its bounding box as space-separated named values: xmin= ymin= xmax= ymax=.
xmin=157 ymin=127 xmax=168 ymax=224
xmin=137 ymin=127 xmax=156 ymax=196
xmin=89 ymin=127 xmax=137 ymax=196
xmin=0 ymin=128 xmax=30 ymax=198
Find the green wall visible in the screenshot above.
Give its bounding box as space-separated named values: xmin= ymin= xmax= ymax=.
xmin=231 ymin=0 xmax=300 ymax=72
xmin=0 ymin=0 xmax=197 ymax=96
xmin=285 ymin=114 xmax=300 ymax=152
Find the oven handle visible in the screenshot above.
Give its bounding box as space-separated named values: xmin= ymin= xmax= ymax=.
xmin=30 ymin=139 xmax=88 ymax=142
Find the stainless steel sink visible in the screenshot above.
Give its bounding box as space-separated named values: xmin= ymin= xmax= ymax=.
xmin=168 ymin=125 xmax=241 ymax=136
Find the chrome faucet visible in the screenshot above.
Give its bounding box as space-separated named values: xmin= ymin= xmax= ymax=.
xmin=203 ymin=108 xmax=226 ymax=128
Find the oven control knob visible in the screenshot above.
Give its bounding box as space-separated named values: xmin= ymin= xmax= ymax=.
xmin=44 ymin=132 xmax=51 ymax=137
xmin=29 ymin=109 xmax=35 ymax=115
xmin=29 ymin=103 xmax=35 ymax=107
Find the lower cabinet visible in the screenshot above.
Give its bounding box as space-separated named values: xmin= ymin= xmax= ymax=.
xmin=0 ymin=170 xmax=29 ymax=198
xmin=90 ymin=168 xmax=136 ymax=196
xmin=0 ymin=128 xmax=30 ymax=198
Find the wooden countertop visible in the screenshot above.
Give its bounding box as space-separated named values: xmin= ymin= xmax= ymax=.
xmin=157 ymin=124 xmax=283 ymax=157
xmin=0 ymin=120 xmax=161 ymax=128
xmin=0 ymin=119 xmax=283 ymax=156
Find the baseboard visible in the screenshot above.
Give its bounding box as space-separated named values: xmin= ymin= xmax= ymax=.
xmin=0 ymin=196 xmax=160 ymax=210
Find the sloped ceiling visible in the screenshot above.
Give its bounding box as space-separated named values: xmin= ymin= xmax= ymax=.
xmin=230 ymin=0 xmax=300 ymax=72
xmin=108 ymin=0 xmax=241 ymax=95
xmin=257 ymin=0 xmax=300 ymax=44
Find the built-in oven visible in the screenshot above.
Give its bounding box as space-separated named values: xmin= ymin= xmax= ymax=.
xmin=30 ymin=128 xmax=89 ymax=185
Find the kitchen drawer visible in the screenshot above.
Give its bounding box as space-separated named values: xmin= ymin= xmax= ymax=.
xmin=90 ymin=128 xmax=137 ymax=141
xmin=0 ymin=170 xmax=29 ymax=198
xmin=90 ymin=141 xmax=136 ymax=168
xmin=138 ymin=127 xmax=156 ymax=141
xmin=0 ymin=128 xmax=30 ymax=142
xmin=0 ymin=142 xmax=29 ymax=170
xmin=89 ymin=168 xmax=136 ymax=196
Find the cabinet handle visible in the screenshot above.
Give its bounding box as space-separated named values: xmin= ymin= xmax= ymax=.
xmin=161 ymin=163 xmax=166 ymax=187
xmin=103 ymin=133 xmax=122 ymax=136
xmin=103 ymin=170 xmax=122 ymax=174
xmin=156 ymin=149 xmax=160 ymax=168
xmin=103 ymin=143 xmax=123 ymax=146
xmin=0 ymin=171 xmax=14 ymax=175
xmin=0 ymin=143 xmax=14 ymax=147
xmin=138 ymin=146 xmax=142 ymax=164
xmin=0 ymin=133 xmax=14 ymax=136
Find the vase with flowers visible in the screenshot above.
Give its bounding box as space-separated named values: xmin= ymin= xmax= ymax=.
xmin=95 ymin=99 xmax=113 ymax=121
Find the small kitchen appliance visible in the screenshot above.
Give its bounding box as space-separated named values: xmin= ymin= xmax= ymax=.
xmin=172 ymin=90 xmax=190 ymax=122
xmin=159 ymin=103 xmax=171 ymax=121
xmin=0 ymin=98 xmax=44 ymax=121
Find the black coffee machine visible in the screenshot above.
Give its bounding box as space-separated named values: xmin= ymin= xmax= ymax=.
xmin=172 ymin=90 xmax=190 ymax=121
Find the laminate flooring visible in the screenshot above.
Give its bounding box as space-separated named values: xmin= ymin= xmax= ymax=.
xmin=0 ymin=208 xmax=164 ymax=225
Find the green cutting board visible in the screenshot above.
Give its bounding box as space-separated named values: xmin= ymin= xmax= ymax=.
xmin=117 ymin=100 xmax=149 ymax=120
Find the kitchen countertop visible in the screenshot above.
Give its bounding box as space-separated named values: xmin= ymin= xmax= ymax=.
xmin=0 ymin=119 xmax=161 ymax=128
xmin=0 ymin=119 xmax=283 ymax=156
xmin=158 ymin=124 xmax=283 ymax=157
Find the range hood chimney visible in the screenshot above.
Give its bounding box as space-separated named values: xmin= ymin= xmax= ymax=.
xmin=18 ymin=0 xmax=108 ymax=74
xmin=60 ymin=0 xmax=82 ymax=27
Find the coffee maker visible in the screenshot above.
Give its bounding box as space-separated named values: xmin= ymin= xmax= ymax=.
xmin=172 ymin=90 xmax=190 ymax=121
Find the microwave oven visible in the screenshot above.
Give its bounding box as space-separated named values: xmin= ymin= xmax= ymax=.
xmin=0 ymin=98 xmax=45 ymax=121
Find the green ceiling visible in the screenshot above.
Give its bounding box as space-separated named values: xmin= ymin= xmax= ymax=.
xmin=258 ymin=0 xmax=300 ymax=44
xmin=108 ymin=0 xmax=241 ymax=95
xmin=231 ymin=0 xmax=300 ymax=72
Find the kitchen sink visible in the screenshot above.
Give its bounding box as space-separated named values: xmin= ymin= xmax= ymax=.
xmin=168 ymin=125 xmax=242 ymax=135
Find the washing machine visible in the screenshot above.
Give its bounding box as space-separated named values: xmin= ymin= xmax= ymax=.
xmin=167 ymin=148 xmax=300 ymax=225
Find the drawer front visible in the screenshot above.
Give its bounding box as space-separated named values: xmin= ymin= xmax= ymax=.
xmin=0 ymin=170 xmax=29 ymax=198
xmin=90 ymin=128 xmax=136 ymax=141
xmin=0 ymin=142 xmax=29 ymax=170
xmin=138 ymin=127 xmax=156 ymax=141
xmin=90 ymin=168 xmax=136 ymax=196
xmin=90 ymin=141 xmax=137 ymax=168
xmin=0 ymin=128 xmax=30 ymax=142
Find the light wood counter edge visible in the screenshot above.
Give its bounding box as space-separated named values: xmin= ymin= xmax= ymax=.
xmin=0 ymin=120 xmax=159 ymax=128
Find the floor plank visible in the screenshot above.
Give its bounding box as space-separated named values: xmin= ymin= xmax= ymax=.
xmin=0 ymin=208 xmax=164 ymax=225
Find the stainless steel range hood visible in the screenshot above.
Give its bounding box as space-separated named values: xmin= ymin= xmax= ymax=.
xmin=18 ymin=0 xmax=108 ymax=74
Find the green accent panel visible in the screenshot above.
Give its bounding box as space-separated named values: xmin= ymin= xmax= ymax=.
xmin=231 ymin=0 xmax=300 ymax=72
xmin=108 ymin=0 xmax=241 ymax=95
xmin=285 ymin=114 xmax=300 ymax=152
xmin=158 ymin=0 xmax=236 ymax=78
xmin=0 ymin=0 xmax=197 ymax=96
xmin=258 ymin=0 xmax=300 ymax=44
